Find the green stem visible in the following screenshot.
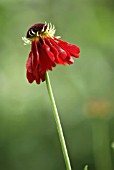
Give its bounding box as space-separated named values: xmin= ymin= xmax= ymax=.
xmin=45 ymin=71 xmax=72 ymax=170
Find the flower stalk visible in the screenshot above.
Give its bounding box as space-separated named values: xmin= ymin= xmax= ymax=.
xmin=45 ymin=71 xmax=72 ymax=170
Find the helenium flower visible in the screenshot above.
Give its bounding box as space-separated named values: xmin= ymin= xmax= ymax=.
xmin=22 ymin=22 xmax=80 ymax=84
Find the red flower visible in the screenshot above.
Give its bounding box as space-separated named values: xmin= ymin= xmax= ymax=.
xmin=22 ymin=23 xmax=80 ymax=84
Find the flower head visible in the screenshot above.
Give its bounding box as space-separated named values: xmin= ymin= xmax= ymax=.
xmin=22 ymin=22 xmax=80 ymax=84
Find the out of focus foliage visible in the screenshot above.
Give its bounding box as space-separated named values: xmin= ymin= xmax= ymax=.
xmin=0 ymin=0 xmax=114 ymax=170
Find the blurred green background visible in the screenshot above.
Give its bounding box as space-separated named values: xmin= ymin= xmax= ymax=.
xmin=0 ymin=0 xmax=114 ymax=170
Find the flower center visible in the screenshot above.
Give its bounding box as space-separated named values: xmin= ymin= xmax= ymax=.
xmin=26 ymin=23 xmax=56 ymax=40
xmin=22 ymin=22 xmax=57 ymax=45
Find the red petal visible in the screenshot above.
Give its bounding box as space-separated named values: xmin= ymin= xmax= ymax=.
xmin=26 ymin=51 xmax=33 ymax=73
xmin=38 ymin=43 xmax=55 ymax=73
xmin=35 ymin=71 xmax=40 ymax=84
xmin=65 ymin=56 xmax=74 ymax=64
xmin=56 ymin=39 xmax=80 ymax=58
xmin=49 ymin=38 xmax=68 ymax=65
xmin=43 ymin=39 xmax=55 ymax=62
xmin=31 ymin=40 xmax=40 ymax=68
xmin=26 ymin=70 xmax=34 ymax=83
xmin=26 ymin=43 xmax=41 ymax=84
xmin=39 ymin=71 xmax=45 ymax=82
xmin=45 ymin=38 xmax=65 ymax=65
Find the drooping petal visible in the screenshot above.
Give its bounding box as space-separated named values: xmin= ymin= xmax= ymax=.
xmin=31 ymin=40 xmax=40 ymax=68
xmin=26 ymin=43 xmax=41 ymax=84
xmin=26 ymin=52 xmax=35 ymax=83
xmin=35 ymin=67 xmax=40 ymax=84
xmin=26 ymin=70 xmax=34 ymax=83
xmin=38 ymin=42 xmax=55 ymax=74
xmin=45 ymin=38 xmax=65 ymax=65
xmin=65 ymin=56 xmax=74 ymax=64
xmin=43 ymin=39 xmax=55 ymax=62
xmin=31 ymin=40 xmax=42 ymax=83
xmin=49 ymin=38 xmax=68 ymax=65
xmin=26 ymin=51 xmax=33 ymax=73
xmin=56 ymin=38 xmax=80 ymax=58
xmin=50 ymin=38 xmax=75 ymax=65
xmin=39 ymin=70 xmax=45 ymax=82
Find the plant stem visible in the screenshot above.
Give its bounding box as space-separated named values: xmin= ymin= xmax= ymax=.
xmin=45 ymin=71 xmax=72 ymax=170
